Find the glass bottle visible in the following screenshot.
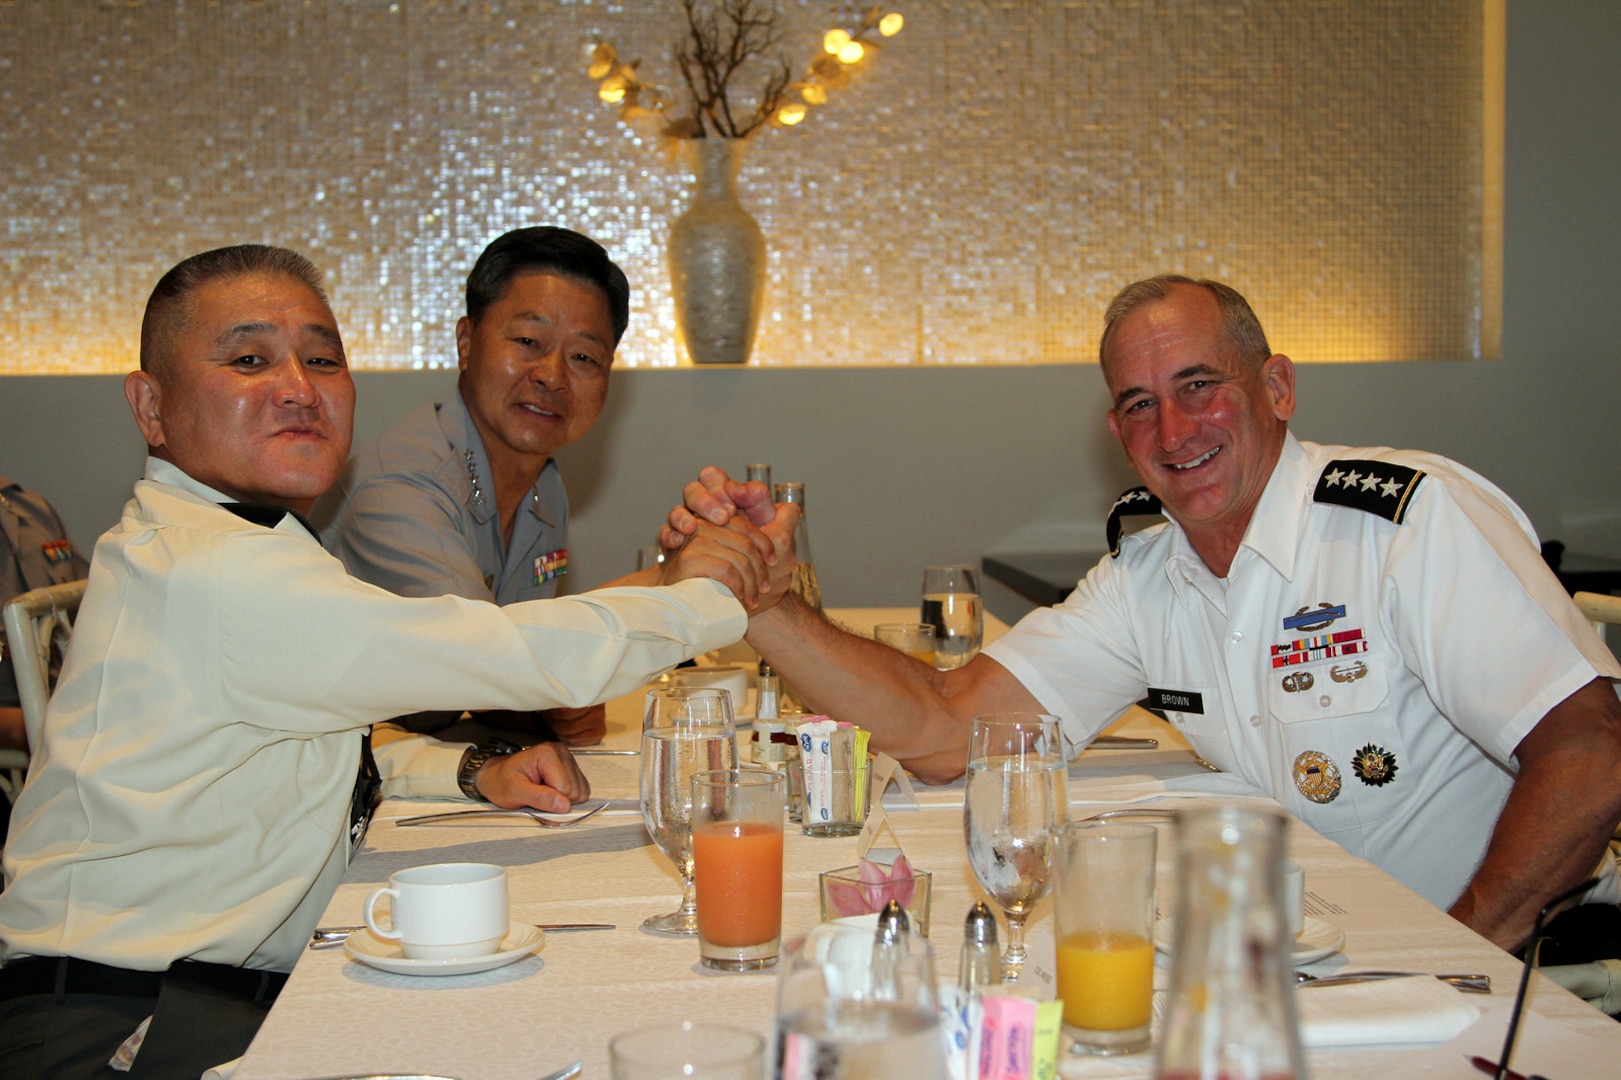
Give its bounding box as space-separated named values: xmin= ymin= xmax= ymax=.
xmin=1156 ymin=805 xmax=1303 ymax=1080
xmin=746 ymin=462 xmax=772 ymax=488
xmin=773 ymin=481 xmax=820 ymax=612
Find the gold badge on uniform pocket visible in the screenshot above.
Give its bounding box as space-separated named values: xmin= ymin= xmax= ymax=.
xmin=1351 ymin=743 xmax=1398 ymax=787
xmin=1292 ymin=750 xmax=1342 ymax=804
xmin=1280 ymin=670 xmax=1314 ymax=693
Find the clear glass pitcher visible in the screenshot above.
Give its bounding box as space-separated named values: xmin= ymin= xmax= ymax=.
xmin=1155 ymin=804 xmax=1304 ymax=1080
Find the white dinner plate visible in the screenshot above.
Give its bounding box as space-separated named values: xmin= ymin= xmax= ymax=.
xmin=1154 ymin=915 xmax=1345 ymax=965
xmin=344 ymin=922 xmax=544 ymax=976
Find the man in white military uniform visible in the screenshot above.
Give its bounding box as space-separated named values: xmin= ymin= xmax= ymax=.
xmin=674 ymin=275 xmax=1621 ymax=955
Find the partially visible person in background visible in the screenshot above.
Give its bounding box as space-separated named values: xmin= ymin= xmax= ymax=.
xmin=0 ymin=475 xmax=88 ymax=836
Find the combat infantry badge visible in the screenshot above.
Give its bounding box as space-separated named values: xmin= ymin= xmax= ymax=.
xmin=1293 ymin=750 xmax=1342 ymax=804
xmin=1351 ymin=743 xmax=1398 ymax=786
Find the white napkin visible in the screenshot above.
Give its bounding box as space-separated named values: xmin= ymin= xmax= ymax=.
xmin=1296 ymin=975 xmax=1481 ymax=1048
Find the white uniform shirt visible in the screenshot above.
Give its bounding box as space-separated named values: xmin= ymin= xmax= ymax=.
xmin=0 ymin=459 xmax=745 ymax=972
xmin=985 ymin=434 xmax=1620 ymax=907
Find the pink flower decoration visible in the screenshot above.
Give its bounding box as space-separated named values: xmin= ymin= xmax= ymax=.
xmin=825 ymin=856 xmax=920 ymax=917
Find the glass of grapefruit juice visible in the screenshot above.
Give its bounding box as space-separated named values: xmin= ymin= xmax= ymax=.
xmin=692 ymin=768 xmax=787 ymax=971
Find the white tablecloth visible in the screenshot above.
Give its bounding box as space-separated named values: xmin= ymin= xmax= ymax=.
xmin=233 ymin=611 xmax=1621 ymax=1080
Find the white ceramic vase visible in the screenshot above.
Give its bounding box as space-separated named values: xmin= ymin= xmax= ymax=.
xmin=669 ymin=137 xmax=766 ymax=365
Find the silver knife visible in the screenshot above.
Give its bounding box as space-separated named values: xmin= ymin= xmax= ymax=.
xmin=1298 ymin=971 xmax=1491 ymax=993
xmin=311 ymin=923 xmax=614 ymax=949
xmin=1089 ymin=735 xmax=1160 ymax=750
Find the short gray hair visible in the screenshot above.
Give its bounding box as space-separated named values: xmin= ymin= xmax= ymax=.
xmin=1098 ymin=275 xmax=1271 ymax=369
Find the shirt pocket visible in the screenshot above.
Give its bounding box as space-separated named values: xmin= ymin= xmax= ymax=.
xmin=1268 ymin=656 xmax=1390 ymax=725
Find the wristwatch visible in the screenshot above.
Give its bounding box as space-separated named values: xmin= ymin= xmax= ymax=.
xmin=456 ymin=738 xmax=523 ymax=802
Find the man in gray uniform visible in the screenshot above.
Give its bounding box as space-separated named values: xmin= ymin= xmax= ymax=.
xmin=323 ymin=227 xmax=651 ymax=746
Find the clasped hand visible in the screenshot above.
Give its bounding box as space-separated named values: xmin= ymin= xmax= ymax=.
xmin=654 ymin=467 xmax=797 ymax=611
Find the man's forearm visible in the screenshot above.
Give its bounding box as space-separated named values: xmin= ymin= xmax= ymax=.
xmin=744 ymin=594 xmax=1041 ymax=783
xmin=1448 ymin=678 xmax=1621 ymax=951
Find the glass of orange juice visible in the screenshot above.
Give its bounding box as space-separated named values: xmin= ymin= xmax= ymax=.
xmin=1053 ymin=821 xmax=1158 ymax=1055
xmin=691 ymin=768 xmax=787 ymax=971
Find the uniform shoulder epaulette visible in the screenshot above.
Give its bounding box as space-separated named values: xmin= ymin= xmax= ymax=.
xmin=1312 ymin=459 xmax=1426 ymax=524
xmin=1107 ymin=486 xmax=1163 ymax=557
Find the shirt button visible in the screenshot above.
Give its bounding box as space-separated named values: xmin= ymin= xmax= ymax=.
xmin=1319 ymin=694 xmax=1332 ymax=708
xmin=1229 ymin=631 xmax=1244 ymax=644
xmin=1248 ymin=714 xmax=1262 ymax=728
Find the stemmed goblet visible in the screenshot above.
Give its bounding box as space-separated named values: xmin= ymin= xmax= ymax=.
xmin=640 ymin=687 xmax=738 ymax=935
xmin=963 ymin=712 xmax=1069 ymax=981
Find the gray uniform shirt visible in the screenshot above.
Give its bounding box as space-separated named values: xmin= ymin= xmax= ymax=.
xmin=1 ymin=475 xmax=88 ymax=709
xmin=322 ymin=387 xmax=569 ymax=606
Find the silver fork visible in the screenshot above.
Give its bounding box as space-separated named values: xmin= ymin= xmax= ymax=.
xmin=394 ymin=802 xmax=608 ymax=828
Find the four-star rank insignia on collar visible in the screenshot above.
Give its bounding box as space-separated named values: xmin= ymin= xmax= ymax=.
xmin=1314 ymin=459 xmax=1426 ymax=523
xmin=1351 ymin=743 xmax=1398 ymax=786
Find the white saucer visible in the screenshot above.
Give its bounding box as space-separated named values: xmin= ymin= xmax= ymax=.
xmin=1290 ymin=916 xmax=1346 ymax=964
xmin=344 ymin=922 xmax=543 ymax=976
xmin=1153 ymin=915 xmax=1345 ymax=965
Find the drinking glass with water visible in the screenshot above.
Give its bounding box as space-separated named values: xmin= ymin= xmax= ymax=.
xmin=920 ymin=564 xmax=983 ymax=670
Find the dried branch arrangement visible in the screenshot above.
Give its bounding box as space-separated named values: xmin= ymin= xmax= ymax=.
xmin=588 ymin=1 xmax=904 ymax=140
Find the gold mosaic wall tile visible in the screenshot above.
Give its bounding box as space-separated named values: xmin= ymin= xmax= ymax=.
xmin=0 ymin=0 xmax=1491 ymax=372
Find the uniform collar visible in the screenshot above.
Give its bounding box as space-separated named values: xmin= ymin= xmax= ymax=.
xmin=140 ymin=457 xmax=318 ymax=541
xmin=1232 ymin=431 xmax=1312 ymax=583
xmin=1161 ymin=431 xmax=1309 ymax=598
xmin=439 ymin=386 xmax=563 ymax=530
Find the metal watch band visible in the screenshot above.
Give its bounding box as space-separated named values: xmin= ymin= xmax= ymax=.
xmin=456 ymin=738 xmax=522 ymax=802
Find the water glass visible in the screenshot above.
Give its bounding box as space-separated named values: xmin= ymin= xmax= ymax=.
xmin=692 ymin=768 xmax=787 ymax=971
xmin=640 ymin=688 xmax=738 ymax=935
xmin=920 ymin=565 xmax=983 ymax=670
xmin=773 ymin=923 xmax=948 ymax=1079
xmin=1053 ymin=822 xmax=1158 ymax=1055
xmin=873 ymin=622 xmax=935 ymax=666
xmin=963 ymin=713 xmax=1068 ymax=982
xmin=611 ymin=1020 xmax=764 ymax=1079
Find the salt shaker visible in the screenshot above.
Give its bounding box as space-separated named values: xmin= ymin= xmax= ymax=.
xmin=958 ymin=901 xmax=1000 ymax=991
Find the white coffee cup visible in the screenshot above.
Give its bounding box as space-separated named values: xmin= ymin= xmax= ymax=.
xmin=1283 ymin=862 xmax=1305 ymax=939
xmin=363 ymin=862 xmax=509 ymax=959
xmin=659 ymin=665 xmax=750 ymax=713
